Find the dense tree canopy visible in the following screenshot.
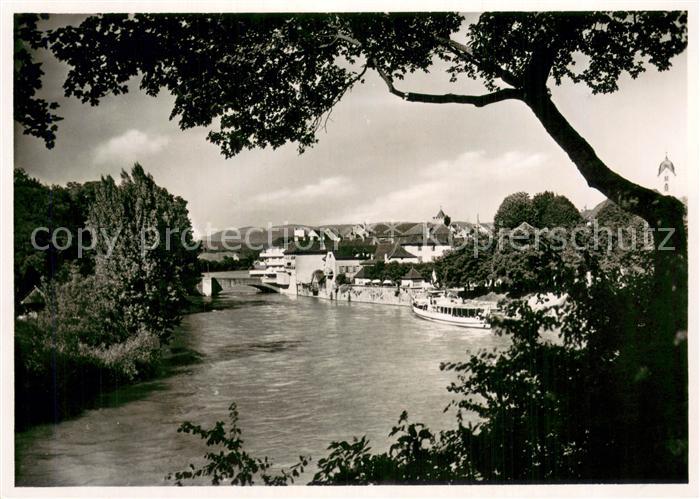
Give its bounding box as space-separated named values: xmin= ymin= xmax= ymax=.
xmin=14 ymin=169 xmax=98 ymax=303
xmin=88 ymin=164 xmax=200 ymax=342
xmin=493 ymin=192 xmax=535 ymax=230
xmin=493 ymin=191 xmax=583 ymax=230
xmin=16 ymin=12 xmax=687 ymax=157
xmin=433 ymin=235 xmax=493 ymax=290
xmin=15 ymin=165 xmax=201 ymax=429
xmin=532 ymin=191 xmax=582 ymax=228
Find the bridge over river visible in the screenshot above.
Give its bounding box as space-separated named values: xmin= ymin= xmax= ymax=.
xmin=199 ymin=270 xmax=281 ymax=296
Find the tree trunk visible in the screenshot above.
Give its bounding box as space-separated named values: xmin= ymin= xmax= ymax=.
xmin=524 ymin=88 xmax=688 ymax=479
xmin=523 ymin=91 xmax=685 ymax=246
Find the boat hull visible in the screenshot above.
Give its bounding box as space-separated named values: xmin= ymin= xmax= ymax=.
xmin=411 ymin=304 xmax=491 ymax=329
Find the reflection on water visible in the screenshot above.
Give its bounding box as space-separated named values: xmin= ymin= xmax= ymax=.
xmin=15 ymin=292 xmax=509 ymax=486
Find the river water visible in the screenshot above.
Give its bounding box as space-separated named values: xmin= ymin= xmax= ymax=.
xmin=15 ymin=290 xmax=509 ymax=486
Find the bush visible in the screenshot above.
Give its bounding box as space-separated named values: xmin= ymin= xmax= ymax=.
xmin=168 ymin=403 xmax=310 ymax=485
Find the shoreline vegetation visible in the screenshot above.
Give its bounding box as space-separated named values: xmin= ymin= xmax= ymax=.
xmin=14 ymin=166 xmax=201 ymax=431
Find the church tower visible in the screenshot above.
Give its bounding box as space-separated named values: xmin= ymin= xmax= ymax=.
xmin=658 ymin=154 xmax=676 ymax=195
xmin=431 ymin=206 xmax=447 ymax=224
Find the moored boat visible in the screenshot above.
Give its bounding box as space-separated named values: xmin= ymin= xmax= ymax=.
xmin=411 ymin=295 xmax=497 ymax=328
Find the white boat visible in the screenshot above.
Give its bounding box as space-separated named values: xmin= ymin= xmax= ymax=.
xmin=411 ymin=296 xmax=497 ymax=329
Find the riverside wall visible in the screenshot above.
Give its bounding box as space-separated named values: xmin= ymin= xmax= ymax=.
xmin=296 ymin=283 xmax=422 ymax=306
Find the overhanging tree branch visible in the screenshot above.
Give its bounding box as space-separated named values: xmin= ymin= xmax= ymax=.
xmin=319 ymin=32 xmax=363 ymax=49
xmin=436 ymin=36 xmax=521 ymax=88
xmin=376 ymin=67 xmax=523 ymax=106
xmin=523 ymin=89 xmax=686 ymax=244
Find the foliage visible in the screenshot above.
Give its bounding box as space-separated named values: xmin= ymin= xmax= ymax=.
xmin=13 ymin=169 xmax=98 ymax=306
xmin=28 ymin=268 xmax=160 ymax=379
xmin=16 ymin=13 xmax=686 ymax=156
xmin=590 ymin=200 xmax=654 ymax=273
xmin=15 ymin=165 xmax=200 ymax=429
xmin=433 ymin=235 xmax=494 ymax=290
xmin=493 ymin=191 xmax=581 ymax=230
xmin=15 ymin=317 xmax=108 ymax=430
xmin=88 ymin=163 xmax=200 ymax=344
xmin=532 ymin=191 xmax=582 ymax=228
xmin=493 ymin=192 xmax=535 ymax=230
xmin=435 ymin=192 xmax=654 ymax=297
xmin=197 ymin=251 xmax=257 ymax=272
xmin=14 ymin=169 xmax=51 ymax=301
xmin=14 ymin=267 xmax=157 ymax=430
xmin=363 ymin=261 xmax=433 ymax=284
xmin=312 ymin=411 xmax=478 ymax=484
xmin=435 ymin=193 xmax=582 ymax=295
xmin=335 ymin=273 xmax=349 ymax=286
xmin=169 ymin=402 xmax=309 ymax=486
xmin=14 ymin=14 xmax=61 ymax=148
xmin=443 ymin=254 xmax=684 ymax=480
xmin=489 ymin=225 xmax=590 ymax=297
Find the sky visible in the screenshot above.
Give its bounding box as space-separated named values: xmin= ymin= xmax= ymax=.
xmin=14 ymin=14 xmax=689 ymax=236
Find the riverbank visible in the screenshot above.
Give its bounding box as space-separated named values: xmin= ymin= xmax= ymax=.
xmin=14 ymin=293 xmax=209 ymax=432
xmin=296 ymin=283 xmax=421 ymax=306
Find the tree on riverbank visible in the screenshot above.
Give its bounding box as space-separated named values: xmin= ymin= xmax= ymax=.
xmin=494 ymin=191 xmax=582 ymax=230
xmin=15 ymin=165 xmax=200 ymax=428
xmin=89 ymin=164 xmax=200 ymax=343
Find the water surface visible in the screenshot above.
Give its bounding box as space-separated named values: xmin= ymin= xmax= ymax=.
xmin=16 ymin=291 xmax=508 ymax=485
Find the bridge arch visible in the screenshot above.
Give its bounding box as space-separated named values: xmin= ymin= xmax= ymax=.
xmin=200 ymin=275 xmax=282 ymax=296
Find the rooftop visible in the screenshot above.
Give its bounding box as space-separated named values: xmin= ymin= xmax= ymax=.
xmin=402 ymin=267 xmax=424 ymax=280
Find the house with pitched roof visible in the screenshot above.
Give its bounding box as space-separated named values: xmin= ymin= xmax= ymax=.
xmin=400 ymin=267 xmax=426 ymax=288
xmin=374 ymin=242 xmax=420 ymax=264
xmin=347 ymin=223 xmax=373 ymax=241
xmin=395 ymin=224 xmax=452 ymax=263
xmin=292 ymin=226 xmax=321 ymax=241
xmin=320 ymin=227 xmax=341 ymax=242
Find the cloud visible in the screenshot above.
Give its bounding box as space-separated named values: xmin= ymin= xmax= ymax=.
xmin=347 ymin=150 xmax=553 ymax=223
xmin=94 ymin=129 xmax=170 ymax=164
xmin=251 ymin=176 xmax=355 ymax=206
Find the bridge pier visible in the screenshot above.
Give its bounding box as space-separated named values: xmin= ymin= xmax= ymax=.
xmin=201 ymin=276 xmax=222 ymax=297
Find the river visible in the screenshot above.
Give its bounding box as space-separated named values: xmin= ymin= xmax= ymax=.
xmin=15 ymin=289 xmax=509 ymax=486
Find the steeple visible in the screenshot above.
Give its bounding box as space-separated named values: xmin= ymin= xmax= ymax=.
xmin=658 ymin=154 xmax=676 ymax=194
xmin=432 ymin=206 xmax=447 ymax=223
